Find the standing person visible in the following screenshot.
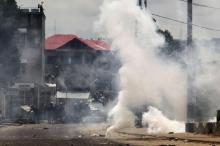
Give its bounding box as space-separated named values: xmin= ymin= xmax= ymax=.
xmin=31 ymin=105 xmax=40 ymax=124
xmin=54 ymin=103 xmax=59 ymax=124
xmin=60 ymin=102 xmax=65 ymax=123
xmin=41 ymin=104 xmax=47 ymax=121
xmin=0 ymin=110 xmax=2 ymax=124
xmin=57 ymin=102 xmax=65 ymax=123
xmin=47 ymin=102 xmax=54 ymax=124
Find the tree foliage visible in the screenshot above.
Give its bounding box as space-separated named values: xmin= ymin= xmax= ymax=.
xmin=0 ymin=0 xmax=20 ymax=87
xmin=158 ymin=29 xmax=184 ymax=56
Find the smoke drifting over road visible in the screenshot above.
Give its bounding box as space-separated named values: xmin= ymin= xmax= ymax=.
xmin=142 ymin=106 xmax=185 ymax=133
xmin=96 ymin=0 xmax=187 ymax=134
xmin=184 ymin=40 xmax=220 ymax=121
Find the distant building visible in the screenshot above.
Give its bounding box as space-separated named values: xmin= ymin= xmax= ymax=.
xmin=15 ymin=5 xmax=45 ymax=85
xmin=2 ymin=5 xmax=51 ymax=121
xmin=5 ymin=83 xmax=55 ymax=120
xmin=45 ymin=34 xmax=120 ymax=103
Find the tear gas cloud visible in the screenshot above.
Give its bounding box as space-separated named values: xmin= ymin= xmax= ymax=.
xmin=95 ymin=0 xmax=220 ymax=134
xmin=95 ymin=0 xmax=187 ymax=134
xmin=184 ymin=40 xmax=220 ymax=120
xmin=142 ymin=106 xmax=185 ymax=133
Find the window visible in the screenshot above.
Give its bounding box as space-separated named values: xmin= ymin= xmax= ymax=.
xmin=47 ymin=56 xmax=57 ymax=64
xmin=71 ymin=53 xmax=82 ymax=64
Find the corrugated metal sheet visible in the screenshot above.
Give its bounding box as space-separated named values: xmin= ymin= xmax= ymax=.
xmin=45 ymin=34 xmax=77 ymax=50
xmin=45 ymin=34 xmax=111 ymax=51
xmin=56 ymin=92 xmax=90 ymax=99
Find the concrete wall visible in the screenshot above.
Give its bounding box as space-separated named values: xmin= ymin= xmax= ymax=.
xmin=0 ymin=88 xmax=6 ymax=118
xmin=16 ymin=6 xmax=45 ymax=85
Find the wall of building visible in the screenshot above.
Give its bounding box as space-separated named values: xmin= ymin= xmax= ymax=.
xmin=16 ymin=6 xmax=45 ymax=85
xmin=45 ymin=41 xmax=120 ymax=97
xmin=0 ymin=88 xmax=5 ymax=118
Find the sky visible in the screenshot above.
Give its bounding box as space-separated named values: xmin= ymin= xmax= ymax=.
xmin=16 ymin=0 xmax=220 ymax=40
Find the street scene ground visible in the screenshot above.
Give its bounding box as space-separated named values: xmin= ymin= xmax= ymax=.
xmin=1 ymin=0 xmax=220 ymax=146
xmin=0 ymin=123 xmax=220 ymax=146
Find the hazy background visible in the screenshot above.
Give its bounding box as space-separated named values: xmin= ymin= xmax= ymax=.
xmin=16 ymin=0 xmax=220 ymax=39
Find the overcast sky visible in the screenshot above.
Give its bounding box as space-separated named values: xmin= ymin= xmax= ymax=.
xmin=16 ymin=0 xmax=220 ymax=40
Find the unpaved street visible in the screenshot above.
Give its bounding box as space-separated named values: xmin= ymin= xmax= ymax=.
xmin=0 ymin=123 xmax=120 ymax=146
xmin=0 ymin=139 xmax=118 ymax=146
xmin=0 ymin=124 xmax=220 ymax=146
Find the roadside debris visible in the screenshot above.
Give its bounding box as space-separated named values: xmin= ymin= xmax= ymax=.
xmin=159 ymin=145 xmax=176 ymax=146
xmin=91 ymin=133 xmax=100 ymax=137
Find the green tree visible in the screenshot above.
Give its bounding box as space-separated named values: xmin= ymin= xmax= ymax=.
xmin=0 ymin=0 xmax=20 ymax=87
xmin=158 ymin=29 xmax=184 ymax=56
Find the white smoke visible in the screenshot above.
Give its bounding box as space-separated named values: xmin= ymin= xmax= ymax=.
xmin=185 ymin=40 xmax=220 ymax=120
xmin=208 ymin=117 xmax=216 ymax=123
xmin=95 ymin=0 xmax=187 ymax=135
xmin=142 ymin=106 xmax=185 ymax=133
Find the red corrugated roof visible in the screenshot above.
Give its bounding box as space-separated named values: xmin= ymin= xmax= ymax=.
xmin=83 ymin=39 xmax=111 ymax=51
xmin=45 ymin=34 xmax=111 ymax=51
xmin=45 ymin=34 xmax=77 ymax=50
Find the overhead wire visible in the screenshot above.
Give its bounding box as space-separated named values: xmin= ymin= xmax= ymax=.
xmin=179 ymin=0 xmax=220 ymax=10
xmin=151 ymin=13 xmax=220 ymax=32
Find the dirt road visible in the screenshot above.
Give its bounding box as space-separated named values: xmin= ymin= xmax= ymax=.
xmin=0 ymin=139 xmax=119 ymax=146
xmin=0 ymin=123 xmax=121 ymax=146
xmin=0 ymin=123 xmax=220 ymax=146
xmin=108 ymin=128 xmax=220 ymax=146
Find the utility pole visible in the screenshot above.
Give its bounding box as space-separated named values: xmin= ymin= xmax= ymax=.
xmin=138 ymin=0 xmax=142 ymax=8
xmin=138 ymin=0 xmax=147 ymax=9
xmin=144 ymin=0 xmax=147 ymax=9
xmin=136 ymin=0 xmax=147 ymax=36
xmin=187 ymin=0 xmax=193 ymax=46
xmin=186 ymin=0 xmax=195 ymax=126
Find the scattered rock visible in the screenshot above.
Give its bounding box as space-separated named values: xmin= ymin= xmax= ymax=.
xmin=99 ymin=143 xmax=108 ymax=145
xmin=91 ymin=133 xmax=100 ymax=137
xmin=169 ymin=132 xmax=174 ymax=134
xmin=159 ymin=145 xmax=176 ymax=146
xmin=184 ymin=139 xmax=188 ymax=143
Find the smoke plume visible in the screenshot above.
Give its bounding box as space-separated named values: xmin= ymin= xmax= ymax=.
xmin=142 ymin=106 xmax=185 ymax=133
xmin=96 ymin=0 xmax=187 ymax=134
xmin=184 ymin=40 xmax=220 ymax=121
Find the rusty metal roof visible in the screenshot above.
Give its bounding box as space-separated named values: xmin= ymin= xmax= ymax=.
xmin=45 ymin=34 xmax=111 ymax=51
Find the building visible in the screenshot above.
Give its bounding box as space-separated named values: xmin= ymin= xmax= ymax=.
xmin=45 ymin=34 xmax=120 ymax=104
xmin=16 ymin=5 xmax=45 ymax=85
xmin=5 ymin=83 xmax=55 ymax=121
xmin=1 ymin=5 xmax=52 ymax=121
